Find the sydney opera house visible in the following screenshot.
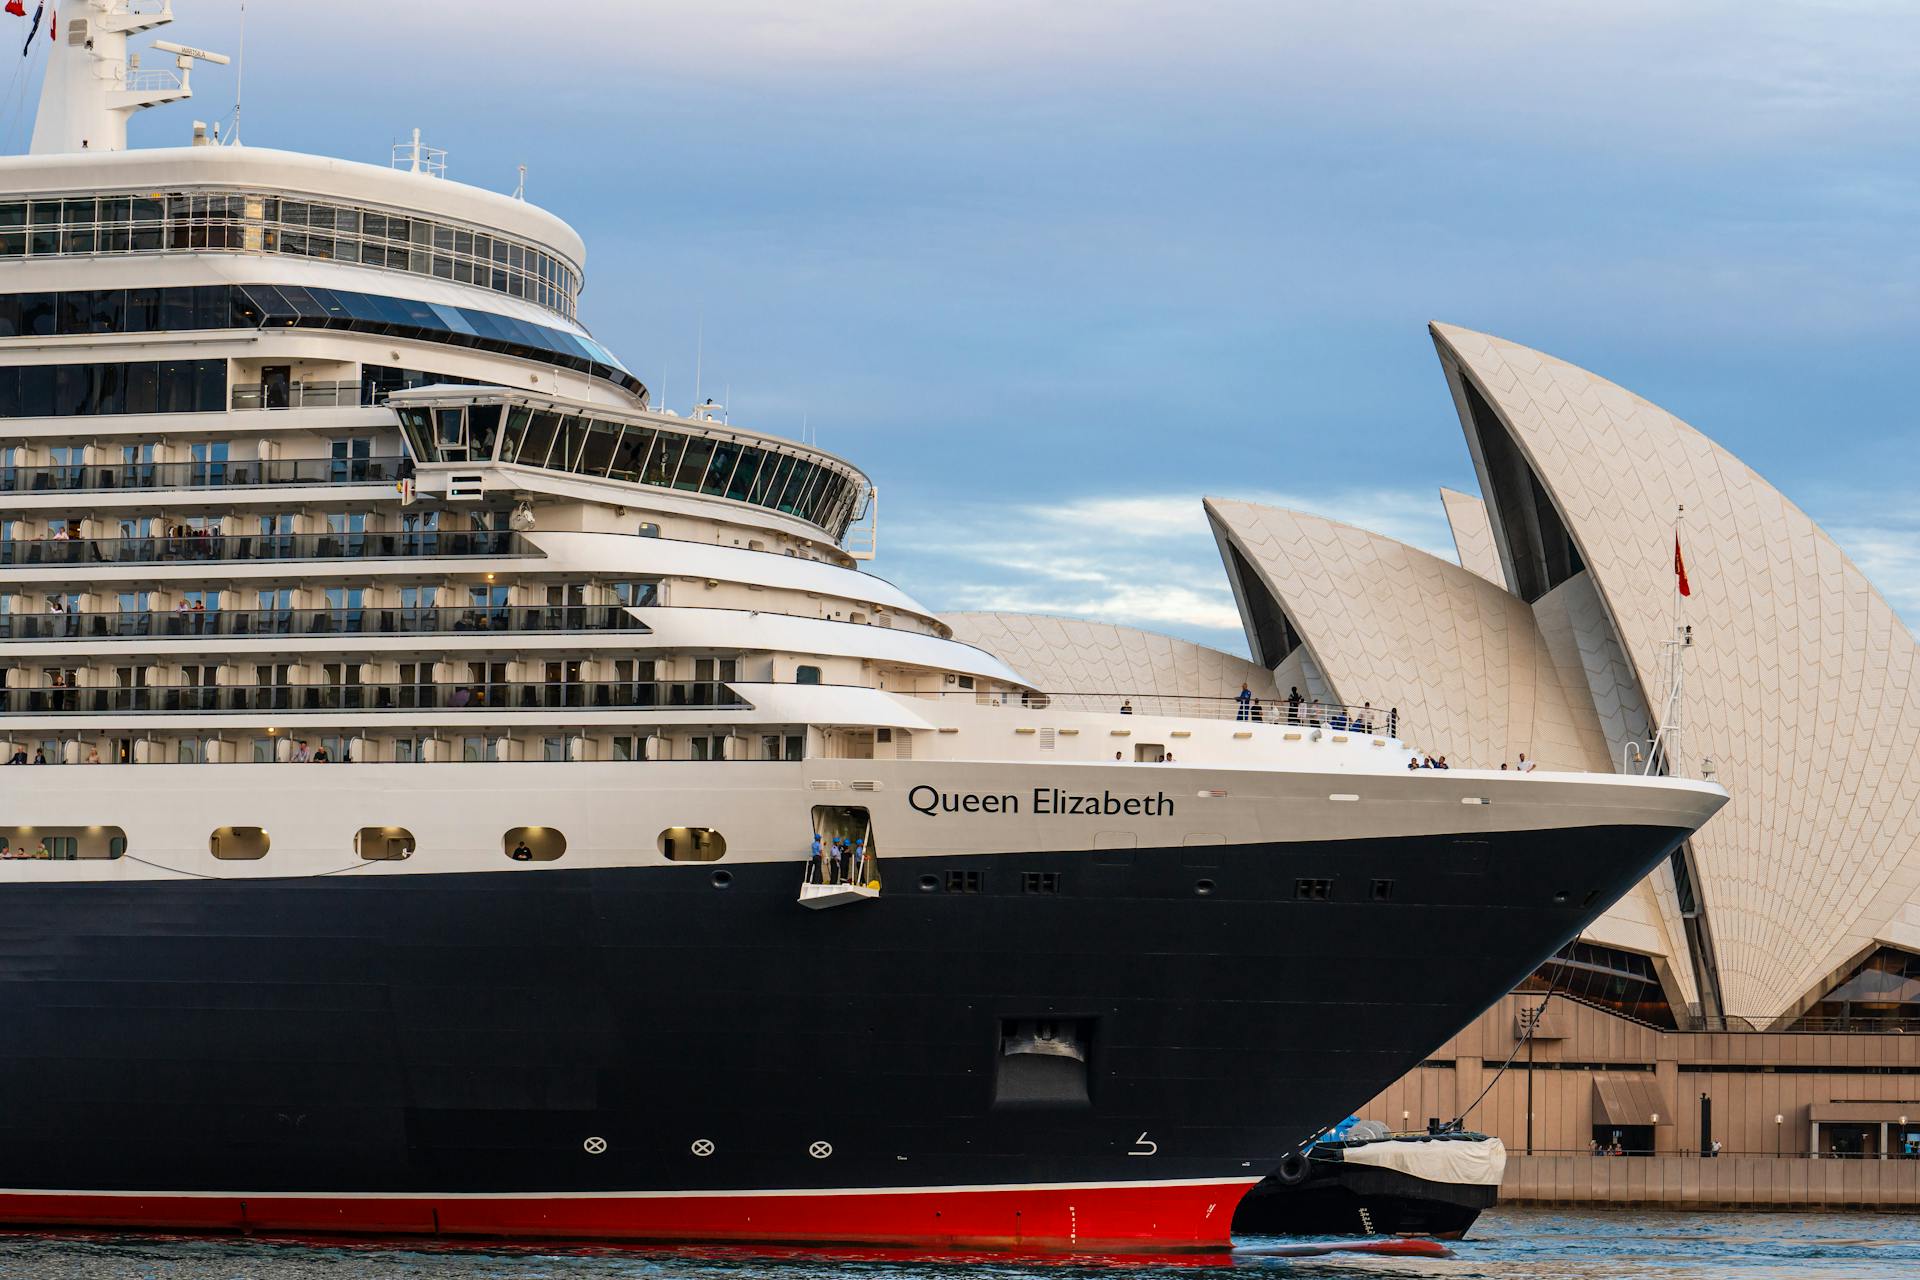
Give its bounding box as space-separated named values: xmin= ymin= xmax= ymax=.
xmin=952 ymin=323 xmax=1920 ymax=1171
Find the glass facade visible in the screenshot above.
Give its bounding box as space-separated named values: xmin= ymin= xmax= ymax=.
xmin=0 ymin=284 xmax=642 ymax=400
xmin=1792 ymin=947 xmax=1920 ymax=1032
xmin=0 ymin=359 xmax=225 ymax=418
xmin=1521 ymin=942 xmax=1676 ymax=1029
xmin=393 ymin=396 xmax=870 ymax=540
xmin=0 ymin=190 xmax=581 ymax=318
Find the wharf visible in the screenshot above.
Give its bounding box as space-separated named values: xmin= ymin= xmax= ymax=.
xmin=1502 ymin=1153 xmax=1920 ymax=1210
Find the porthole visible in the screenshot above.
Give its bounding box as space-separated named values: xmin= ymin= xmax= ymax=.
xmin=918 ymin=874 xmax=940 ymax=892
xmin=1553 ymin=889 xmax=1571 ymax=904
xmin=356 ymin=826 xmax=416 ymax=861
xmin=710 ymin=869 xmax=733 ymax=889
xmin=210 ymin=826 xmax=269 ymax=860
xmin=660 ymin=827 xmax=726 ymax=862
xmin=1194 ymin=878 xmax=1216 ymax=896
xmin=0 ymin=826 xmax=127 ymax=861
xmin=505 ymin=826 xmax=566 ymax=862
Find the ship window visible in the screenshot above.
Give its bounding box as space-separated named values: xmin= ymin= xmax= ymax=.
xmin=356 ymin=826 xmax=415 ymax=861
xmin=0 ymin=825 xmax=127 ymax=860
xmin=945 ymin=869 xmax=985 ymax=894
xmin=795 ymin=665 xmax=822 ymax=685
xmin=504 ymin=826 xmax=565 ymax=862
xmin=637 ymin=522 xmax=660 ymax=538
xmin=659 ymin=827 xmax=726 ymax=862
xmin=210 ymin=826 xmax=270 ymax=860
xmin=1022 ymin=871 xmax=1061 ymax=895
xmin=1295 ymin=877 xmax=1333 ymax=901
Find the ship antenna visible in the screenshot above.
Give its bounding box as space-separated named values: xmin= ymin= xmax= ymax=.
xmin=230 ymin=0 xmax=245 ymax=145
xmin=514 ymin=164 xmax=527 ymax=200
xmin=693 ymin=311 xmax=704 ymax=409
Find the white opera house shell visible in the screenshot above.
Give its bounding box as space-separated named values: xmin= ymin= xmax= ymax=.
xmin=958 ymin=323 xmax=1920 ymax=1032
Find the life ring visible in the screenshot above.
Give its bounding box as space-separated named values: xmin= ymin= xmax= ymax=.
xmin=1273 ymin=1151 xmax=1311 ymax=1186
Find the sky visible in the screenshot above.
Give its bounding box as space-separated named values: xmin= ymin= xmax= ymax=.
xmin=33 ymin=0 xmax=1920 ymax=654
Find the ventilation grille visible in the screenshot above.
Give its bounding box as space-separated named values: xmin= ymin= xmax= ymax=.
xmin=807 ymin=779 xmax=844 ymax=791
xmin=1039 ymin=727 xmax=1056 ymax=751
xmin=850 ymin=780 xmax=882 ymax=792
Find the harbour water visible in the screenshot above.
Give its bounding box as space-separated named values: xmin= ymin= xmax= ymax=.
xmin=3 ymin=1210 xmax=1918 ymax=1280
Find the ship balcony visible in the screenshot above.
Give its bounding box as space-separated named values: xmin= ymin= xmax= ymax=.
xmin=0 ymin=679 xmax=745 ymax=717
xmin=1 ymin=603 xmax=647 ymax=643
xmin=0 ymin=455 xmax=409 ymax=495
xmin=228 ymin=380 xmax=366 ymax=412
xmin=0 ymin=530 xmax=536 ymax=567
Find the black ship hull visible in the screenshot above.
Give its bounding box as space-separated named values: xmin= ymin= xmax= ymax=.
xmin=0 ymin=824 xmax=1684 ymax=1249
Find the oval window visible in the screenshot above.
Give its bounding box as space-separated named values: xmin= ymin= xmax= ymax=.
xmin=659 ymin=827 xmax=726 ymax=862
xmin=0 ymin=826 xmax=127 ymax=860
xmin=357 ymin=827 xmax=416 ymax=861
xmin=504 ymin=827 xmax=566 ymax=862
xmin=210 ymin=826 xmax=270 ymax=860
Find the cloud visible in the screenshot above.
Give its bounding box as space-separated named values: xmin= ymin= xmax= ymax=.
xmin=1826 ymin=517 xmax=1920 ymax=627
xmin=889 ymin=487 xmax=1459 ymax=651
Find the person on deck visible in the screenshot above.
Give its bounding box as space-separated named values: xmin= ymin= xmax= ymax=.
xmin=1236 ymin=684 xmax=1253 ymax=720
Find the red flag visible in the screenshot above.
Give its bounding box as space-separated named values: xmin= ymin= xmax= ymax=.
xmin=1674 ymin=534 xmax=1691 ymax=597
xmin=4 ymin=3 xmax=24 ymax=20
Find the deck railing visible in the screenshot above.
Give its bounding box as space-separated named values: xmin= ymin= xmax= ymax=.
xmin=913 ymin=689 xmax=1400 ymax=733
xmin=0 ymin=679 xmax=743 ymax=716
xmin=0 ymin=456 xmax=407 ymax=493
xmin=0 ymin=530 xmax=535 ymax=566
xmin=1 ymin=603 xmax=648 ymax=642
xmin=229 ymin=380 xmax=366 ymax=411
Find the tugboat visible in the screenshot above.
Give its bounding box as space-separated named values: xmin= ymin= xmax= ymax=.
xmin=1233 ymin=1120 xmax=1506 ymax=1240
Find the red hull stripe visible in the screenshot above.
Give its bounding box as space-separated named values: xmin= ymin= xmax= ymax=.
xmin=0 ymin=1180 xmax=1257 ymax=1251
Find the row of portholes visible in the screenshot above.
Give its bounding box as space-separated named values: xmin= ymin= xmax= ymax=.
xmin=203 ymin=825 xmax=728 ymax=862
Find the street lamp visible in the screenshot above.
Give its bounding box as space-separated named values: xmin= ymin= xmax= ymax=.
xmin=1776 ymin=1113 xmax=1784 ymax=1157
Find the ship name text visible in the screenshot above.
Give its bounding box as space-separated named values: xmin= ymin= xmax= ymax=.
xmin=907 ymin=786 xmax=1176 ymax=818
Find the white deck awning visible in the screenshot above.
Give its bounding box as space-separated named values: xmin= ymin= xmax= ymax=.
xmin=727 ymin=683 xmax=937 ymax=731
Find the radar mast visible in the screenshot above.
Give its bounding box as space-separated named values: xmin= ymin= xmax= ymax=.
xmin=29 ymin=0 xmax=228 ymax=155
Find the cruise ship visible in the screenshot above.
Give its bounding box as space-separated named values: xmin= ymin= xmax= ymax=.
xmin=0 ymin=2 xmax=1728 ymax=1253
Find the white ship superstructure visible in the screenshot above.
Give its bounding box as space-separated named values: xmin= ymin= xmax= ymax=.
xmin=0 ymin=3 xmax=1727 ymax=1254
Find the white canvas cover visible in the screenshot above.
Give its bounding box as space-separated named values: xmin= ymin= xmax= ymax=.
xmin=1341 ymin=1136 xmax=1507 ymax=1187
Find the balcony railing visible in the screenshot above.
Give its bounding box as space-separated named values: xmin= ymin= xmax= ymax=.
xmin=1 ymin=603 xmax=649 ymax=642
xmin=0 ymin=530 xmax=535 ymax=567
xmin=0 ymin=456 xmax=408 ymax=494
xmin=0 ymin=680 xmax=743 ymax=716
xmin=229 ymin=380 xmax=366 ymax=411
